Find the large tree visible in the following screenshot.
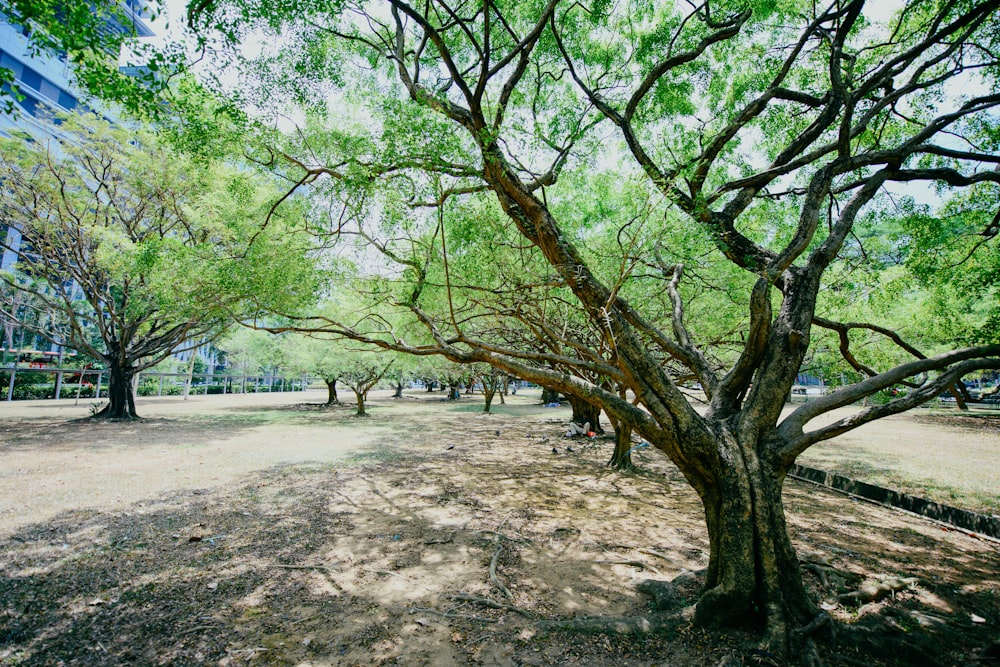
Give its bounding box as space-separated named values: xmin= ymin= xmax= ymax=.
xmin=0 ymin=113 xmax=316 ymax=418
xmin=184 ymin=0 xmax=1000 ymax=659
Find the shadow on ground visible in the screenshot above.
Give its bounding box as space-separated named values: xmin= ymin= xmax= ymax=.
xmin=1 ymin=405 xmax=997 ymax=666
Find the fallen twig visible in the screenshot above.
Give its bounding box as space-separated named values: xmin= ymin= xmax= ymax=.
xmin=488 ymin=512 xmax=516 ymax=599
xmin=475 ymin=529 xmax=533 ymax=544
xmin=176 ymin=624 xmax=221 ymax=637
xmin=364 ymin=568 xmax=435 ymax=593
xmin=272 ymin=564 xmax=336 ymax=574
xmin=448 ymin=593 xmax=537 ymax=619
xmin=407 ymin=606 xmax=497 ymax=623
xmin=424 ymin=531 xmax=456 ymax=545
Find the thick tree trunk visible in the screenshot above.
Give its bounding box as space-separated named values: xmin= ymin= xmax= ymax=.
xmin=325 ymin=378 xmax=339 ymax=405
xmin=93 ymin=362 xmax=138 ymax=419
xmin=540 ymin=386 xmax=561 ymax=404
xmin=448 ymin=383 xmax=461 ymax=400
xmin=691 ymin=427 xmax=820 ymax=658
xmin=483 ymin=385 xmax=496 ymax=413
xmin=568 ymin=395 xmax=603 ymax=433
xmin=393 ymin=379 xmax=403 ymax=398
xmin=607 ymin=418 xmax=633 ymax=470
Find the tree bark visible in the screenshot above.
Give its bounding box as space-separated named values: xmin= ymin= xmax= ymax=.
xmin=353 ymin=388 xmax=367 ymax=416
xmin=483 ymin=385 xmax=496 ymax=413
xmin=689 ymin=426 xmax=819 ymax=657
xmin=393 ymin=379 xmax=403 ymax=398
xmin=540 ymin=386 xmax=561 ymax=404
xmin=93 ymin=361 xmax=138 ymax=419
xmin=607 ymin=417 xmax=633 ymax=470
xmin=448 ymin=382 xmax=461 ymax=400
xmin=568 ymin=394 xmax=603 ymax=433
xmin=325 ymin=378 xmax=339 ymax=405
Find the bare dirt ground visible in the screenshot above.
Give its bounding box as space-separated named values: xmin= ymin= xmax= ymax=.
xmin=1 ymin=390 xmax=998 ymax=666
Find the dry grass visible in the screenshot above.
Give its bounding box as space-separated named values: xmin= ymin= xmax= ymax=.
xmin=0 ymin=390 xmax=997 ymax=666
xmin=795 ymin=408 xmax=1000 ymax=514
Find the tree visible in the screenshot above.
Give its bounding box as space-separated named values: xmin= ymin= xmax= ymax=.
xmin=286 ymin=333 xmax=345 ymax=405
xmin=339 ymin=349 xmax=394 ymax=416
xmin=218 ymin=326 xmax=289 ymax=391
xmin=478 ymin=364 xmax=506 ymax=413
xmin=185 ymin=0 xmax=1000 ymax=658
xmin=0 ymin=113 xmax=316 ymax=418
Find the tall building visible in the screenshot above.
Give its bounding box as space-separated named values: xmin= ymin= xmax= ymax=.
xmin=0 ymin=1 xmax=155 ymax=272
xmin=0 ymin=1 xmax=154 ymax=132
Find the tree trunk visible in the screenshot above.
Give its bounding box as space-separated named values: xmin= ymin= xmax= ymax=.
xmin=325 ymin=378 xmax=339 ymax=405
xmin=483 ymin=385 xmax=496 ymax=413
xmin=93 ymin=361 xmax=138 ymax=419
xmin=951 ymin=382 xmax=969 ymax=411
xmin=393 ymin=379 xmax=403 ymax=398
xmin=568 ymin=394 xmax=603 ymax=433
xmin=353 ymin=388 xmax=367 ymax=416
xmin=607 ymin=418 xmax=633 ymax=470
xmin=448 ymin=383 xmax=461 ymax=400
xmin=690 ymin=427 xmax=820 ymax=658
xmin=540 ymin=386 xmax=561 ymax=404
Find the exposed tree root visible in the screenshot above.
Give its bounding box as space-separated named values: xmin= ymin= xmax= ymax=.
xmin=837 ymin=577 xmax=917 ymax=604
xmin=591 ymin=559 xmax=664 ymax=576
xmin=447 ymin=594 xmax=537 ymax=619
xmin=490 ymin=542 xmax=513 ymax=598
xmin=271 ymin=563 xmax=337 ymax=574
xmin=536 ymin=609 xmax=690 ymax=635
xmin=790 ymin=611 xmax=832 ymax=644
xmin=407 ymin=607 xmax=497 ymax=623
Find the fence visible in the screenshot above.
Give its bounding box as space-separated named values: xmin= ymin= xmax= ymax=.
xmin=0 ymin=366 xmax=310 ymax=402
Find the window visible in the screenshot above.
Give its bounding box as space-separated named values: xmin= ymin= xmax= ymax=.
xmin=57 ymin=90 xmax=76 ymax=110
xmin=19 ymin=66 xmax=41 ymax=91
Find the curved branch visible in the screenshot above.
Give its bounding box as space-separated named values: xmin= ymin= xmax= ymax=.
xmin=777 ymin=344 xmax=1000 ymax=455
xmin=781 ymin=355 xmax=1000 ymax=461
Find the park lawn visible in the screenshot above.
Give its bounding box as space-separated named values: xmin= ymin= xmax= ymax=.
xmin=0 ymin=390 xmax=997 ymax=666
xmin=795 ymin=408 xmax=1000 ymax=515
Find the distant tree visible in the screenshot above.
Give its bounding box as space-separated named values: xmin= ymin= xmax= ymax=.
xmin=286 ymin=334 xmax=346 ymax=406
xmin=0 ymin=113 xmax=316 ymax=418
xmin=339 ymin=349 xmax=394 ymax=416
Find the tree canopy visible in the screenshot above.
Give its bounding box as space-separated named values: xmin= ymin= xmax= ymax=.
xmin=0 ymin=112 xmax=318 ymax=417
xmin=10 ymin=0 xmax=999 ymax=660
xmin=161 ymin=0 xmax=1000 ymax=657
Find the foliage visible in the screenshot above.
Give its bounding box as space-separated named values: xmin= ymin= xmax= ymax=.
xmin=0 ymin=0 xmax=188 ymax=116
xmin=137 ymin=0 xmax=1000 ymax=655
xmin=0 ymin=111 xmax=318 ymax=417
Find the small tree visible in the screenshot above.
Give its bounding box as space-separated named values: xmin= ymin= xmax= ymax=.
xmin=286 ymin=334 xmax=345 ymax=406
xmin=339 ymin=349 xmax=394 ymax=416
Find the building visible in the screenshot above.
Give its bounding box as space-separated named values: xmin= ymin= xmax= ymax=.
xmin=0 ymin=1 xmax=155 ymax=356
xmin=1 ymin=1 xmax=156 ymax=272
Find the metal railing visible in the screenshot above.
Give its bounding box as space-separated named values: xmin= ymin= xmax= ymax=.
xmin=1 ymin=366 xmax=310 ymax=402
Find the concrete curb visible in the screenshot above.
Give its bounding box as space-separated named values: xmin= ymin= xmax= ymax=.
xmin=789 ymin=464 xmax=1000 ymax=540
